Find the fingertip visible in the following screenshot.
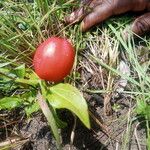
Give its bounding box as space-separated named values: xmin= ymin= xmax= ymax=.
xmin=65 ymin=12 xmax=76 ymax=24
xmin=80 ymin=16 xmax=94 ymax=32
xmin=131 ymin=13 xmax=150 ymax=36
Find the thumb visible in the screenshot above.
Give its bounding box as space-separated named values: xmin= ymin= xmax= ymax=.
xmin=65 ymin=0 xmax=92 ymax=24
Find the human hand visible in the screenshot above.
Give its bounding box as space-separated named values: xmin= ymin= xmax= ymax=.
xmin=65 ymin=0 xmax=150 ymax=35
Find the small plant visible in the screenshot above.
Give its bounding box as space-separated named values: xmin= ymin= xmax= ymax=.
xmin=136 ymin=98 xmax=150 ymax=150
xmin=0 ymin=1 xmax=90 ymax=149
xmin=0 ymin=62 xmax=90 ymax=149
xmin=1 ymin=0 xmax=150 ymax=149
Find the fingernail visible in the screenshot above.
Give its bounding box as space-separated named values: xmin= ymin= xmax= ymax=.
xmin=65 ymin=12 xmax=76 ymax=23
xmin=80 ymin=21 xmax=86 ymax=32
xmin=69 ymin=12 xmax=76 ymax=22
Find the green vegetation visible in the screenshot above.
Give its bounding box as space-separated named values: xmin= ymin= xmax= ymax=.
xmin=0 ymin=0 xmax=150 ymax=149
xmin=0 ymin=1 xmax=89 ymax=149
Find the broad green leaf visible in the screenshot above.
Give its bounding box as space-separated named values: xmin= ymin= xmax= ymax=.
xmin=0 ymin=97 xmax=22 ymax=110
xmin=47 ymin=83 xmax=90 ymax=129
xmin=39 ymin=80 xmax=67 ymax=128
xmin=13 ymin=64 xmax=25 ymax=78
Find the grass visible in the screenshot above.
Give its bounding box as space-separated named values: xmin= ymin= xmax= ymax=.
xmin=0 ymin=0 xmax=150 ymax=149
xmin=82 ymin=25 xmax=150 ymax=149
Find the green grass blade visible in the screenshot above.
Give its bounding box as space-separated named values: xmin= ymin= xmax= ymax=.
xmin=37 ymin=91 xmax=61 ymax=149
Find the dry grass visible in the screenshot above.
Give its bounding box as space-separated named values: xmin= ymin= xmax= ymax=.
xmin=0 ymin=0 xmax=150 ymax=149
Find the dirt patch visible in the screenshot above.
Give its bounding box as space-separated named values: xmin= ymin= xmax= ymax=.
xmin=16 ymin=97 xmax=146 ymax=150
xmin=0 ymin=94 xmax=147 ymax=150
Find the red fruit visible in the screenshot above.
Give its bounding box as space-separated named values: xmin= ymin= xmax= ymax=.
xmin=33 ymin=37 xmax=75 ymax=82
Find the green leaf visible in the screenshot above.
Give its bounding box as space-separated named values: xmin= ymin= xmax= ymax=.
xmin=15 ymin=78 xmax=39 ymax=86
xmin=52 ymin=109 xmax=67 ymax=128
xmin=0 ymin=62 xmax=12 ymax=68
xmin=147 ymin=135 xmax=150 ymax=150
xmin=136 ymin=99 xmax=150 ymax=120
xmin=15 ymin=71 xmax=39 ymax=86
xmin=26 ymin=71 xmax=39 ymax=80
xmin=136 ymin=100 xmax=147 ymax=115
xmin=47 ymin=83 xmax=90 ymax=129
xmin=39 ymin=80 xmax=47 ymax=98
xmin=37 ymin=92 xmax=61 ymax=149
xmin=13 ymin=64 xmax=25 ymax=78
xmin=0 ymin=97 xmax=22 ymax=110
xmin=25 ymin=102 xmax=40 ymax=117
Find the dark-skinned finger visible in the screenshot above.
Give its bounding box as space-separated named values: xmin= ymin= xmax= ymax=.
xmin=81 ymin=1 xmax=113 ymax=31
xmin=131 ymin=12 xmax=150 ymax=36
xmin=65 ymin=0 xmax=93 ymax=24
xmin=89 ymin=0 xmax=103 ymax=8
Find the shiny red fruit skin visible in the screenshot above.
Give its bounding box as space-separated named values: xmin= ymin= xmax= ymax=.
xmin=33 ymin=37 xmax=75 ymax=82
